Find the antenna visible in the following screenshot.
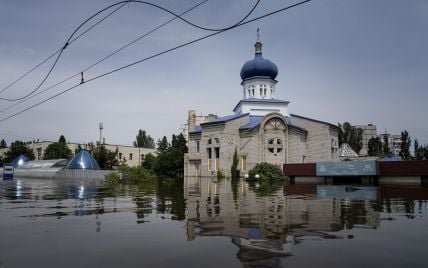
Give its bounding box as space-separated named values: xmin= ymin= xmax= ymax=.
xmin=99 ymin=122 xmax=103 ymax=144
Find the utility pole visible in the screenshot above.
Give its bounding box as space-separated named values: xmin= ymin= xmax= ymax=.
xmin=99 ymin=122 xmax=103 ymax=145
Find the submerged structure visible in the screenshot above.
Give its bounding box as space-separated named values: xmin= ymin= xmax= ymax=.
xmin=11 ymin=155 xmax=30 ymax=167
xmin=185 ymin=36 xmax=339 ymax=177
xmin=66 ymin=149 xmax=100 ymax=170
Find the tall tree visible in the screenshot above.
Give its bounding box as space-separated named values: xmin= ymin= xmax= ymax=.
xmin=43 ymin=135 xmax=72 ymax=160
xmin=59 ymin=135 xmax=66 ymax=143
xmin=0 ymin=139 xmax=7 ymax=148
xmin=5 ymin=140 xmax=35 ymax=162
xmin=368 ymin=137 xmax=383 ymax=157
xmin=399 ymin=130 xmax=411 ymax=160
xmin=382 ymin=135 xmax=390 ymax=156
xmin=338 ymin=122 xmax=363 ymax=154
xmin=157 ymin=136 xmax=169 ymax=153
xmin=153 ymin=134 xmax=188 ymax=178
xmin=133 ymin=129 xmax=155 ymax=149
xmin=92 ymin=144 xmax=118 ymax=169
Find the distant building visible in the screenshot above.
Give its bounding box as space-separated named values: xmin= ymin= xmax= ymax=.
xmin=378 ymin=133 xmax=402 ymax=156
xmin=184 ymin=37 xmax=339 ymax=177
xmin=354 ymin=124 xmax=377 ymax=156
xmin=1 ymin=141 xmax=156 ymax=167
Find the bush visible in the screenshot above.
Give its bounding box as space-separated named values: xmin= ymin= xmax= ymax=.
xmin=248 ymin=162 xmax=286 ymax=181
xmin=104 ymin=165 xmax=156 ymax=185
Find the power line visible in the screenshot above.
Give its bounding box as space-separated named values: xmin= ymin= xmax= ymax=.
xmin=0 ymin=0 xmax=210 ymax=113
xmin=0 ymin=0 xmax=259 ymax=101
xmin=0 ymin=0 xmax=312 ymax=124
xmin=0 ymin=2 xmax=128 ymax=98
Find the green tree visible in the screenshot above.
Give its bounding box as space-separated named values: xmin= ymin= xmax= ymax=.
xmin=43 ymin=135 xmax=72 ymax=160
xmin=368 ymin=137 xmax=383 ymax=157
xmin=231 ymin=147 xmax=239 ymax=179
xmin=157 ymin=136 xmax=170 ymax=153
xmin=59 ymin=135 xmax=66 ymax=143
xmin=382 ymin=135 xmax=390 ymax=156
xmin=0 ymin=139 xmax=7 ymax=148
xmin=153 ymin=133 xmax=188 ymax=178
xmin=338 ymin=122 xmax=363 ymax=154
xmin=5 ymin=140 xmax=35 ymax=162
xmin=92 ymin=144 xmax=118 ymax=169
xmin=399 ymin=130 xmax=411 ymax=160
xmin=133 ymin=129 xmax=155 ymax=149
xmin=142 ymin=153 xmax=156 ymax=170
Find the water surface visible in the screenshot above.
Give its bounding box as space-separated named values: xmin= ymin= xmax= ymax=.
xmin=1 ymin=177 xmax=427 ymax=268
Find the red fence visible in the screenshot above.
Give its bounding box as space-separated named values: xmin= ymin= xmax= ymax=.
xmin=377 ymin=160 xmax=428 ymax=176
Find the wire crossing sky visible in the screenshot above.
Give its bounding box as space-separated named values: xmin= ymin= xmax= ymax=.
xmin=0 ymin=0 xmax=427 ymax=146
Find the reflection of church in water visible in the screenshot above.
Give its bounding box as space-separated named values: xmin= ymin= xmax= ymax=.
xmin=185 ymin=177 xmax=380 ymax=263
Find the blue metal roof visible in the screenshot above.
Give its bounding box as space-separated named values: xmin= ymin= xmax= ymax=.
xmin=67 ymin=149 xmax=100 ymax=170
xmin=239 ymin=115 xmax=307 ymax=133
xmin=239 ymin=116 xmax=264 ymax=130
xmin=290 ymin=114 xmax=339 ymax=129
xmin=240 ymin=52 xmax=278 ymax=81
xmin=11 ymin=155 xmax=30 ymax=167
xmin=189 ymin=125 xmax=202 ymax=134
xmin=233 ymin=98 xmax=290 ymax=112
xmin=200 ymin=113 xmax=249 ymax=126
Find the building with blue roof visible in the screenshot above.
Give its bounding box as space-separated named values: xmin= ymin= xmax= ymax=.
xmin=184 ymin=34 xmax=339 ymax=177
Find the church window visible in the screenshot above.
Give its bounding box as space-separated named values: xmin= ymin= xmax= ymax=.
xmin=119 ymin=152 xmax=122 ymax=159
xmin=214 ymin=138 xmax=220 ymax=144
xmin=129 ymin=153 xmax=133 ymax=160
xmin=208 ymin=139 xmax=212 ymax=145
xmin=208 ymin=148 xmax=212 ymax=159
xmin=196 ymin=140 xmax=200 ymax=153
xmin=267 ymin=138 xmax=284 ymax=154
xmin=252 ymin=88 xmax=255 ymax=97
xmin=241 ymin=155 xmax=247 ymax=171
xmin=260 ymin=88 xmax=262 ymax=96
xmin=264 ymin=88 xmax=267 ymax=96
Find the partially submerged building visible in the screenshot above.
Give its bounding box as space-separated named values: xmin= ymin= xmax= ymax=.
xmin=184 ymin=38 xmax=339 ymax=177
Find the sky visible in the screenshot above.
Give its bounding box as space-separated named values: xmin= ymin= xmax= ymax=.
xmin=0 ymin=0 xmax=427 ymax=146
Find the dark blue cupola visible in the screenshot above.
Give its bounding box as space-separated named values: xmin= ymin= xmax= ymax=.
xmin=240 ymin=39 xmax=278 ymax=81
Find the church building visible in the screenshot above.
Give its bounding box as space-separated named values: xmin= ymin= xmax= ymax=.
xmin=184 ymin=37 xmax=339 ymax=177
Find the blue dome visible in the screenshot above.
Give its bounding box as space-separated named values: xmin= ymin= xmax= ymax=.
xmin=240 ymin=42 xmax=278 ymax=81
xmin=11 ymin=155 xmax=30 ymax=167
xmin=67 ymin=149 xmax=100 ymax=170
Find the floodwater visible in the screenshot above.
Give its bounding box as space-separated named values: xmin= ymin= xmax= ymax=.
xmin=0 ymin=177 xmax=427 ymax=268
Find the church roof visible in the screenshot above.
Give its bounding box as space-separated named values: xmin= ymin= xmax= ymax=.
xmin=233 ymin=98 xmax=290 ymax=113
xmin=290 ymin=114 xmax=339 ymax=130
xmin=200 ymin=113 xmax=249 ymax=126
xmin=240 ymin=40 xmax=278 ymax=81
xmin=239 ymin=115 xmax=307 ymax=133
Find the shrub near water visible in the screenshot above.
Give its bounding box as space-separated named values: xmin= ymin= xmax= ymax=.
xmin=105 ymin=165 xmax=156 ymax=185
xmin=248 ymin=162 xmax=286 ymax=180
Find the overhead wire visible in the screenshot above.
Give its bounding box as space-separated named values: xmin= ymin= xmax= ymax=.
xmin=0 ymin=0 xmax=210 ymax=113
xmin=0 ymin=2 xmax=129 ymax=98
xmin=0 ymin=0 xmax=259 ymax=101
xmin=0 ymin=0 xmax=312 ymax=124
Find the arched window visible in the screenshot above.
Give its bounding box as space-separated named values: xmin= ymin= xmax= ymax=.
xmin=208 ymin=139 xmax=212 ymax=145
